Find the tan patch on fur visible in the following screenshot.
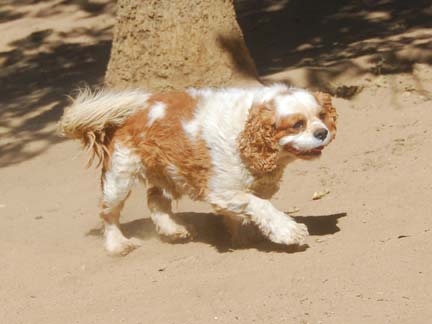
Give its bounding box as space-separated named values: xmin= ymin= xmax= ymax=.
xmin=274 ymin=113 xmax=306 ymax=141
xmin=314 ymin=92 xmax=337 ymax=137
xmin=83 ymin=132 xmax=111 ymax=168
xmin=114 ymin=91 xmax=212 ymax=200
xmin=248 ymin=156 xmax=292 ymax=199
xmin=238 ymin=102 xmax=280 ymax=177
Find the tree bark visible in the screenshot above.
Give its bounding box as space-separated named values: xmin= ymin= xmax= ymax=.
xmin=105 ymin=0 xmax=258 ymax=91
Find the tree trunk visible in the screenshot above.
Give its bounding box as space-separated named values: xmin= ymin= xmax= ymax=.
xmin=105 ymin=0 xmax=258 ymax=91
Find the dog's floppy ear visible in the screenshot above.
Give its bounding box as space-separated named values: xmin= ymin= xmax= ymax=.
xmin=238 ymin=102 xmax=280 ymax=176
xmin=314 ymin=92 xmax=337 ymax=129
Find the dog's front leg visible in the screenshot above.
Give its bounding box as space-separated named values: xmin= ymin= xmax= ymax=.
xmin=210 ymin=191 xmax=308 ymax=246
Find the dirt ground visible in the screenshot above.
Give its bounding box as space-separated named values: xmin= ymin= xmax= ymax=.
xmin=1 ymin=1 xmax=431 ymax=323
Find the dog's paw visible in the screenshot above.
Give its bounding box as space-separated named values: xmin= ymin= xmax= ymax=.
xmin=159 ymin=224 xmax=196 ymax=243
xmin=268 ymin=221 xmax=309 ymax=246
xmin=105 ymin=236 xmax=143 ymax=256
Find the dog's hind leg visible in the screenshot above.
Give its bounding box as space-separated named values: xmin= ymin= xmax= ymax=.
xmin=100 ymin=143 xmax=142 ymax=256
xmin=221 ymin=213 xmax=263 ymax=247
xmin=147 ymin=187 xmax=194 ymax=242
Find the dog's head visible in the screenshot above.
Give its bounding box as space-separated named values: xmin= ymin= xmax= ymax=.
xmin=239 ymin=88 xmax=337 ymax=175
xmin=274 ymin=89 xmax=337 ymax=159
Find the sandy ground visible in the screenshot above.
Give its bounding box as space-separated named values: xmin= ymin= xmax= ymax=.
xmin=1 ymin=1 xmax=432 ymax=323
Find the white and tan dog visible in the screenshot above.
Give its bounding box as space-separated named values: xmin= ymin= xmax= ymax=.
xmin=58 ymin=84 xmax=337 ymax=255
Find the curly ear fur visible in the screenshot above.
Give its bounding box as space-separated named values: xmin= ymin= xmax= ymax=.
xmin=238 ymin=102 xmax=280 ymax=177
xmin=314 ymin=92 xmax=338 ymax=130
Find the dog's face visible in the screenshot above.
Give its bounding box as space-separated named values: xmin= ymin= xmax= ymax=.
xmin=273 ymin=90 xmax=337 ymax=159
xmin=239 ymin=87 xmax=337 ymax=176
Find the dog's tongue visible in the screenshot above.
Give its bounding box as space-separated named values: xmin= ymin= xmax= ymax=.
xmin=302 ymin=147 xmax=324 ymax=156
xmin=308 ymin=150 xmax=322 ymax=155
xmin=311 ymin=146 xmax=324 ymax=153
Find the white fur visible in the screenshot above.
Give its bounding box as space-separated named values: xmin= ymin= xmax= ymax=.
xmin=147 ymin=101 xmax=167 ymax=126
xmin=182 ymin=118 xmax=200 ymax=140
xmin=208 ymin=190 xmax=308 ymax=245
xmin=148 ymin=203 xmax=190 ymax=238
xmin=147 ymin=187 xmax=192 ymax=239
xmin=101 ymin=143 xmax=142 ymax=255
xmin=279 ymin=118 xmax=330 ymax=150
xmin=104 ymin=223 xmax=142 ymax=255
xmin=279 ymin=126 xmax=330 ymax=150
xmin=186 ymin=84 xmax=324 ymax=193
xmin=65 ymin=84 xmax=331 ymax=254
xmin=187 ymin=87 xmax=255 ymax=193
xmin=187 ymin=84 xmax=312 ymax=245
xmin=274 ymin=88 xmax=330 ymax=150
xmin=274 ymin=88 xmax=320 ymax=117
xmin=102 ymin=143 xmax=141 ymax=208
xmin=59 ymin=88 xmax=150 ymax=138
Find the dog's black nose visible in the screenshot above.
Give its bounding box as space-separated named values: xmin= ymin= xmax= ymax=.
xmin=314 ymin=128 xmax=328 ymax=141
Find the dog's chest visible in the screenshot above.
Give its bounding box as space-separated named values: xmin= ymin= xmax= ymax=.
xmin=248 ymin=165 xmax=286 ymax=199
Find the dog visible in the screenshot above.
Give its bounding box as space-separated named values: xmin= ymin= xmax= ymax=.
xmin=58 ymin=84 xmax=337 ymax=255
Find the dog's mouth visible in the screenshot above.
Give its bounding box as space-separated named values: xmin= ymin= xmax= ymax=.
xmin=300 ymin=147 xmax=324 ymax=156
xmin=284 ymin=146 xmax=324 ymax=159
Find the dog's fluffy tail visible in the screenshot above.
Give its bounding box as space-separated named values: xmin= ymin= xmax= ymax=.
xmin=58 ymin=88 xmax=150 ymax=167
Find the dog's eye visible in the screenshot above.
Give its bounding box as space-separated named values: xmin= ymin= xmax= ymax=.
xmin=293 ymin=120 xmax=305 ymax=129
xmin=319 ymin=112 xmax=327 ymax=120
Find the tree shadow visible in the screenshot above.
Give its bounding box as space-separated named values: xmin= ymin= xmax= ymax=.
xmin=216 ymin=34 xmax=258 ymax=80
xmin=0 ymin=8 xmax=25 ymax=23
xmin=61 ymin=0 xmax=110 ymax=14
xmin=86 ymin=211 xmax=346 ymax=254
xmin=2 ymin=0 xmax=112 ymax=20
xmin=3 ymin=0 xmax=431 ymax=167
xmin=34 ymin=1 xmax=112 ymax=18
xmin=0 ymin=1 xmax=113 ymax=168
xmin=0 ymin=38 xmax=111 ymax=167
xmin=234 ymin=0 xmax=432 ymax=90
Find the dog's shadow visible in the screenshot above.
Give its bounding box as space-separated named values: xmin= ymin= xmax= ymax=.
xmin=293 ymin=212 xmax=347 ymax=236
xmin=86 ymin=212 xmax=347 ymax=253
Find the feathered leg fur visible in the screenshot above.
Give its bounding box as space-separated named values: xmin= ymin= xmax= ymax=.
xmin=100 ymin=142 xmax=142 ymax=255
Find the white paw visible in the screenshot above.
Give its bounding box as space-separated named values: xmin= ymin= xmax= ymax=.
xmin=105 ymin=236 xmax=142 ymax=256
xmin=157 ymin=223 xmax=196 ymax=242
xmin=104 ymin=224 xmax=142 ymax=256
xmin=268 ymin=221 xmax=309 ymax=246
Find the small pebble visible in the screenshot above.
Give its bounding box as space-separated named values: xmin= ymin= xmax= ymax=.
xmin=287 ymin=207 xmax=300 ymax=214
xmin=312 ymin=189 xmax=330 ymax=200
